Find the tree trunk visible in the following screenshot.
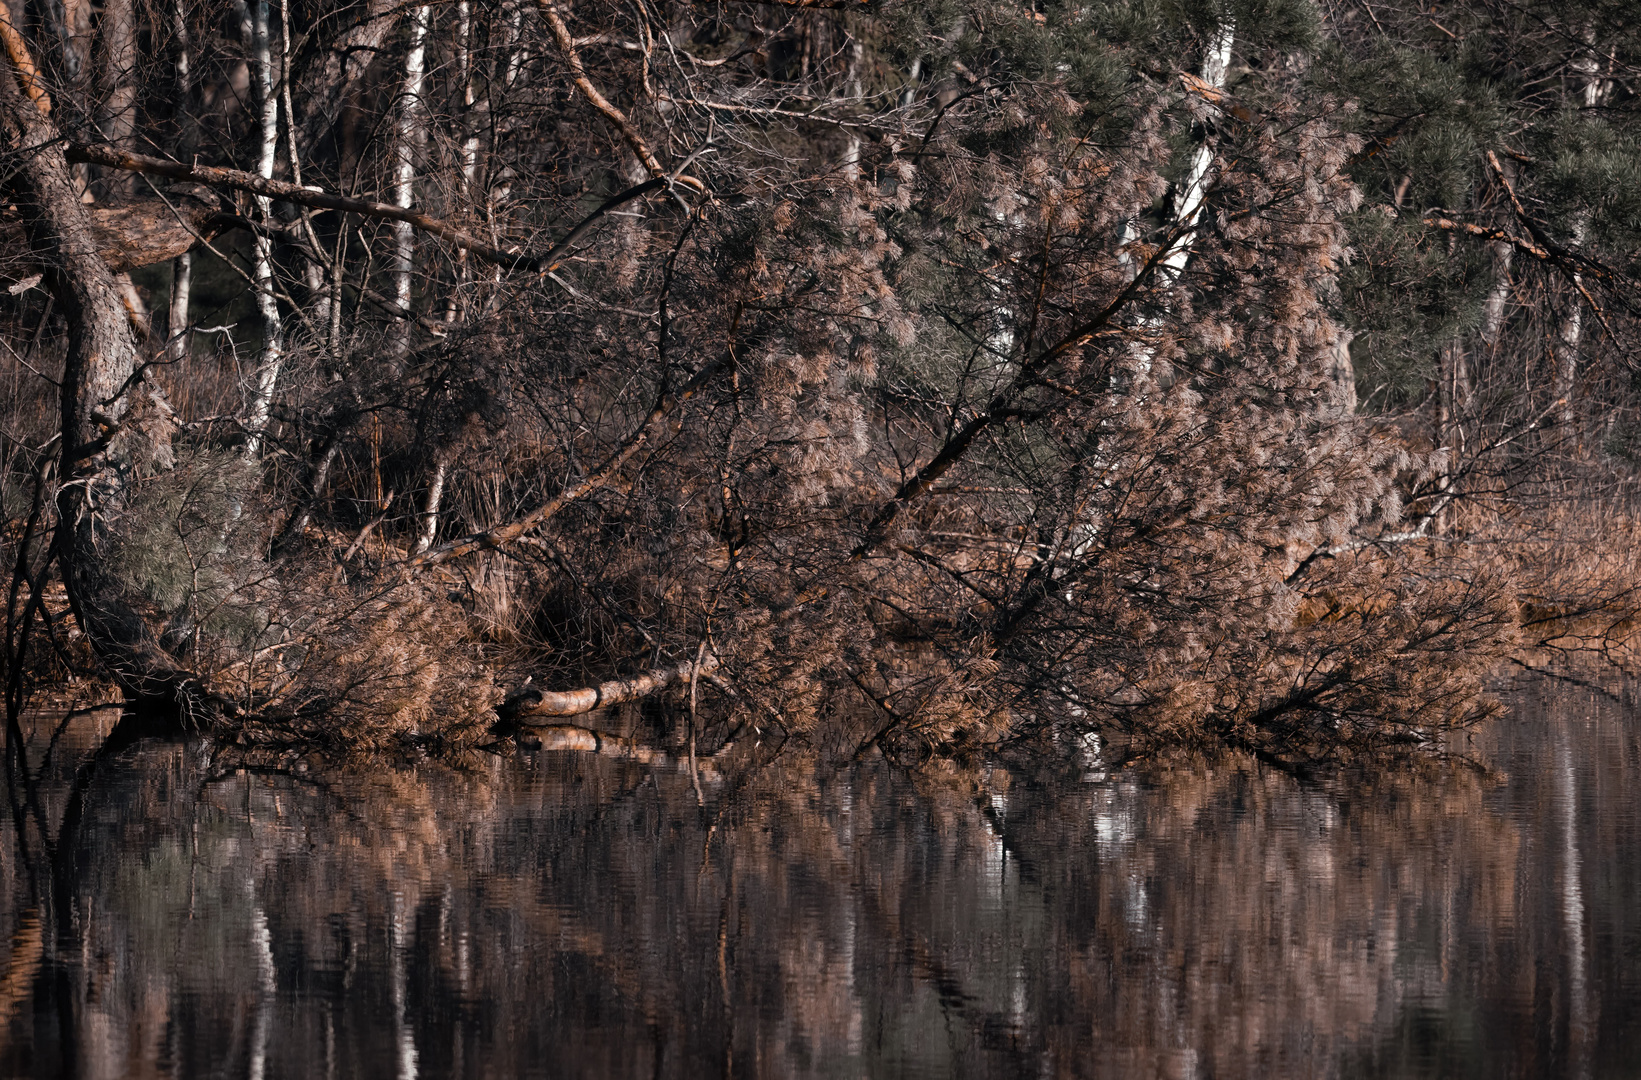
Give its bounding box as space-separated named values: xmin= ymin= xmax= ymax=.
xmin=414 ymin=451 xmax=448 ymax=554
xmin=167 ymin=253 xmax=191 ymax=363
xmin=1121 ymin=21 xmax=1235 ymax=376
xmin=391 ymin=5 xmax=430 ymax=351
xmin=0 ymin=49 xmax=192 ymax=707
xmin=165 ymin=0 xmax=194 ymax=366
xmin=94 ymin=0 xmax=137 ymax=199
xmin=1480 ymin=240 xmax=1513 ymax=347
xmin=241 ymin=0 xmax=284 ymax=457
xmin=290 ymin=0 xmax=401 ymax=161
xmin=1550 ymin=29 xmax=1611 ymax=443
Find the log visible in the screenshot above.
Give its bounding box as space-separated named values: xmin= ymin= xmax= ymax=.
xmin=501 ymin=654 xmax=720 ymax=720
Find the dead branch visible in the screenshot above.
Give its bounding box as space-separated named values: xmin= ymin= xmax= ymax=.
xmin=536 ymin=0 xmax=703 ymax=191
xmin=64 ymin=143 xmax=668 ymax=273
xmin=405 ymin=350 xmax=728 ymax=569
xmin=502 ymin=654 xmax=720 ymax=719
xmin=1422 ymin=216 xmax=1548 ymax=260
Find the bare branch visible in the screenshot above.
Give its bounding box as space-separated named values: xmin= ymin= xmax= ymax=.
xmin=404 ymin=350 xmax=729 ymax=569
xmin=64 ymin=142 xmax=667 ymax=273
xmin=537 ymin=0 xmax=704 ymax=191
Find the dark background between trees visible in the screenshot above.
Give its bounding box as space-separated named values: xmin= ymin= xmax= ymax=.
xmin=0 ymin=0 xmax=1637 ymax=759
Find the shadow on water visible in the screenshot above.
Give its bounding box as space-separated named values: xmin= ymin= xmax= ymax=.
xmin=0 ymin=675 xmax=1638 ymax=1078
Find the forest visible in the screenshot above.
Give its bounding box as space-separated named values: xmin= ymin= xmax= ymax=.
xmin=0 ymin=0 xmax=1636 ymax=761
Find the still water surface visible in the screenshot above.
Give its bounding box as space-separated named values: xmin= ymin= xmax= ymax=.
xmin=0 ymin=676 xmax=1638 ymax=1078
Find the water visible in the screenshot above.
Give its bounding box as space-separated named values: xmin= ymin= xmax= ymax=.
xmin=0 ymin=674 xmax=1637 ymax=1078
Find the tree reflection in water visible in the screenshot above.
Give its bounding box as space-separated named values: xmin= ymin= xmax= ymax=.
xmin=0 ymin=678 xmax=1639 ymax=1078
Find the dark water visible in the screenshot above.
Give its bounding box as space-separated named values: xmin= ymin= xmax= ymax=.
xmin=0 ymin=676 xmax=1638 ymax=1078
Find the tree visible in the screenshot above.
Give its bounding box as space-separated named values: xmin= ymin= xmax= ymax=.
xmin=0 ymin=0 xmax=1595 ymax=758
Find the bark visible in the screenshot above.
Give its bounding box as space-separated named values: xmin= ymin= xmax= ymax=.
xmin=500 ymin=654 xmax=720 ymax=719
xmin=414 ymin=451 xmax=448 ymax=554
xmin=281 ymin=0 xmax=331 ymax=335
xmin=1553 ymin=280 xmax=1582 ymax=431
xmin=1548 ymin=33 xmax=1610 ymax=438
xmin=0 ymin=3 xmax=50 ymax=114
xmin=1158 ymin=24 xmax=1234 ymax=286
xmin=165 ymin=0 xmax=195 ymax=366
xmin=271 ymin=435 xmax=342 ymax=555
xmin=391 ymin=5 xmax=430 ymax=346
xmin=166 ymin=253 xmax=192 ymax=363
xmin=447 ymin=0 xmax=480 ymax=323
xmin=1118 ymin=22 xmax=1234 ymax=383
xmin=241 ymin=0 xmax=284 ymax=458
xmin=0 ymin=194 xmax=221 ymax=280
xmin=40 ymin=0 xmax=92 ymax=79
xmin=1328 ymin=328 xmax=1356 ymax=414
xmin=0 ymin=49 xmax=200 ymax=709
xmin=1480 ymin=240 xmax=1513 ymax=347
xmin=1435 ymin=339 xmax=1469 ymax=534
xmin=289 ymin=0 xmax=401 ymax=160
xmin=851 ymin=223 xmax=1186 ymax=559
xmin=94 ymin=0 xmax=138 ymax=196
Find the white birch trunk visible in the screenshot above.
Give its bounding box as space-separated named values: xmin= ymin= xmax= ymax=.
xmin=1480 ymin=240 xmax=1513 ymax=347
xmin=504 ymin=0 xmax=528 ymax=89
xmin=1551 ymin=38 xmax=1611 ymax=437
xmin=842 ymin=38 xmax=863 ymax=183
xmin=242 ymin=0 xmax=284 ymax=457
xmin=167 ymin=254 xmax=192 ymax=364
xmin=281 ymin=0 xmax=332 ymax=334
xmin=392 ymin=5 xmax=431 ymax=347
xmin=1157 ymin=24 xmax=1234 ymax=287
xmin=1122 ymin=23 xmax=1234 ymax=376
xmin=1075 ymin=24 xmax=1234 ymax=560
xmin=447 ymin=1 xmax=479 ymax=323
xmin=415 ymin=453 xmax=449 ymax=553
xmin=1553 ymin=277 xmax=1582 ymax=431
xmin=166 ymin=0 xmax=194 ymax=366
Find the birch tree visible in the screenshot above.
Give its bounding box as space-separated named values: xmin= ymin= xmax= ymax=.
xmin=240 ymin=0 xmax=284 ymax=458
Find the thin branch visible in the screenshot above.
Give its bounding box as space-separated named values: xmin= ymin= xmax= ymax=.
xmin=536 ymin=0 xmax=703 ymax=190
xmin=405 ymin=349 xmax=728 ymax=569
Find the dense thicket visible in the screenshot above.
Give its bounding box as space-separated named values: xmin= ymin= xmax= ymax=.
xmin=0 ymin=0 xmax=1635 ymax=757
